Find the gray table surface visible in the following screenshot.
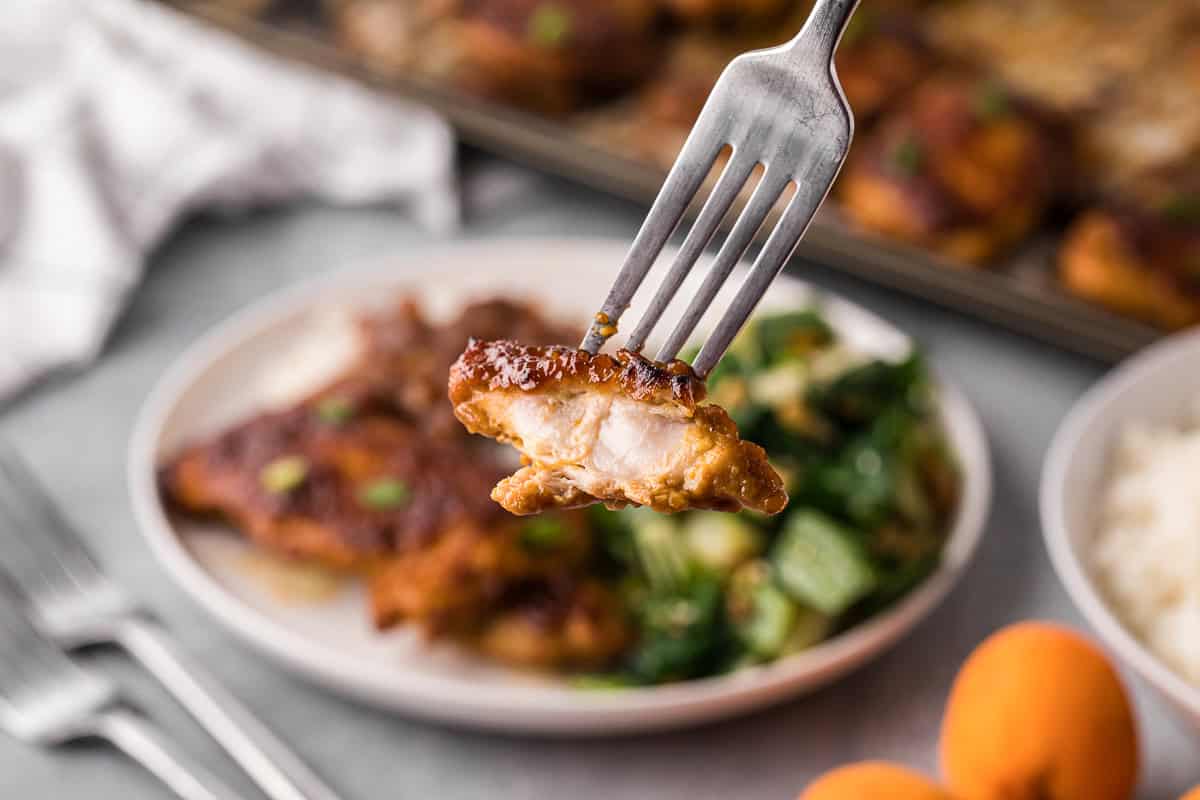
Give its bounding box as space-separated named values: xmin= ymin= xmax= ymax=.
xmin=1 ymin=159 xmax=1197 ymax=799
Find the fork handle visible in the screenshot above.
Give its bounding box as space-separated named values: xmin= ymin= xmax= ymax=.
xmin=115 ymin=618 xmax=342 ymax=800
xmin=788 ymin=0 xmax=861 ymax=62
xmin=91 ymin=709 xmax=245 ymax=800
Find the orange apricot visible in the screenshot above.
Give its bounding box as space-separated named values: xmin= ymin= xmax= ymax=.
xmin=1181 ymin=788 xmax=1200 ymax=800
xmin=799 ymin=762 xmax=954 ymax=800
xmin=940 ymin=622 xmax=1138 ymax=800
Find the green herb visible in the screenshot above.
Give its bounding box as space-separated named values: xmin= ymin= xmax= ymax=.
xmin=890 ymin=136 xmax=923 ymax=177
xmin=521 ymin=516 xmax=569 ymax=551
xmin=527 ymin=3 xmax=571 ymax=48
xmin=972 ymin=82 xmax=1011 ymax=121
xmin=628 ymin=572 xmax=730 ymax=683
xmin=260 ymin=456 xmax=308 ymax=494
xmin=1161 ymin=193 xmax=1200 ymax=225
xmin=358 ymin=478 xmax=410 ymax=510
xmin=316 ymin=397 xmax=354 ymax=425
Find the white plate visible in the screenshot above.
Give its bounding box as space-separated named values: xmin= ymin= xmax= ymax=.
xmin=1042 ymin=330 xmax=1200 ymax=731
xmin=130 ymin=238 xmax=991 ymax=735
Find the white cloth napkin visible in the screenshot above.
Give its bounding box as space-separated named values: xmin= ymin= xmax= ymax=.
xmin=0 ymin=0 xmax=458 ymax=400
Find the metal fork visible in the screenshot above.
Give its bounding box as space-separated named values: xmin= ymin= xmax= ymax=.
xmin=580 ymin=0 xmax=859 ymax=376
xmin=0 ymin=573 xmax=243 ymax=800
xmin=0 ymin=443 xmax=341 ymax=800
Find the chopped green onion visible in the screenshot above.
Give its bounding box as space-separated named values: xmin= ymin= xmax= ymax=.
xmin=890 ymin=136 xmax=923 ymax=177
xmin=528 ymin=3 xmax=571 ymax=48
xmin=260 ymin=456 xmax=308 ymax=494
xmin=521 ymin=516 xmax=569 ymax=551
xmin=316 ymin=397 xmax=354 ymax=425
xmin=972 ymin=82 xmax=1010 ymax=121
xmin=358 ymin=478 xmax=410 ymax=510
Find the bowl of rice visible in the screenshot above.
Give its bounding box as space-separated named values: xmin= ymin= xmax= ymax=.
xmin=1042 ymin=330 xmax=1200 ymax=730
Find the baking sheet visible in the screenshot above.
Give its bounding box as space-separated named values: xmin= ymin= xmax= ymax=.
xmin=166 ymin=0 xmax=1162 ymax=362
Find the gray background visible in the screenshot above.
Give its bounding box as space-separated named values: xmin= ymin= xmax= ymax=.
xmin=1 ymin=159 xmax=1197 ymax=798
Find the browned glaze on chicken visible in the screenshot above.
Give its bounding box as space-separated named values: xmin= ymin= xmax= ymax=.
xmin=1060 ymin=175 xmax=1200 ymax=329
xmin=450 ymin=338 xmax=707 ymax=408
xmin=160 ymin=299 xmax=631 ymax=666
xmin=838 ymin=74 xmax=1060 ymax=265
xmin=449 ymin=340 xmax=788 ymax=516
xmin=338 ymin=297 xmax=576 ymax=439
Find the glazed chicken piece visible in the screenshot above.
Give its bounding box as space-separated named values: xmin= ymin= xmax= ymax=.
xmin=161 ymin=400 xmax=592 ymax=632
xmin=448 ymin=340 xmax=788 ymax=516
xmin=344 ymin=297 xmax=578 ymax=440
xmin=837 ymin=73 xmax=1060 ymax=265
xmin=1059 ymin=174 xmax=1200 ymax=329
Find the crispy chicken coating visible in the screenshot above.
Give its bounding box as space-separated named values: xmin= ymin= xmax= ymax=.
xmin=448 ymin=340 xmax=788 ymax=516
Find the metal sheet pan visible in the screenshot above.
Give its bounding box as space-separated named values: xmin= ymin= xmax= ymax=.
xmin=165 ymin=0 xmax=1162 ymax=362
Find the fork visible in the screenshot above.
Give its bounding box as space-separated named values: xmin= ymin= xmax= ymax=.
xmin=580 ymin=0 xmax=859 ymax=377
xmin=0 ymin=573 xmax=243 ymax=800
xmin=0 ymin=443 xmax=342 ymax=800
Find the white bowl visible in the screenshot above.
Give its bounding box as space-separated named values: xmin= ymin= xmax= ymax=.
xmin=1042 ymin=330 xmax=1200 ymax=730
xmin=130 ymin=237 xmax=991 ymax=735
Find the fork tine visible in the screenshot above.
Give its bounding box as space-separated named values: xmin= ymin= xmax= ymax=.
xmin=0 ymin=573 xmax=64 ymax=690
xmin=655 ymin=168 xmax=792 ymax=362
xmin=0 ymin=442 xmax=99 ymax=590
xmin=623 ymin=153 xmax=758 ymax=354
xmin=580 ymin=130 xmax=727 ymax=354
xmin=692 ymin=158 xmax=839 ymax=377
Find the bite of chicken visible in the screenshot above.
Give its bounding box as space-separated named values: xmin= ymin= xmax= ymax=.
xmin=448 ymin=339 xmax=788 ymax=516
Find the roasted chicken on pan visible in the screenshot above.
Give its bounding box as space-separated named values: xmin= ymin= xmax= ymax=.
xmin=448 ymin=340 xmax=788 ymax=516
xmin=321 ymin=0 xmax=1200 ymax=329
xmin=837 ymin=74 xmax=1059 ymax=265
xmin=1059 ymin=174 xmax=1200 ymax=330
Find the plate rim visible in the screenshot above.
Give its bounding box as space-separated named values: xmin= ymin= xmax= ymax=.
xmin=129 ymin=236 xmax=992 ymax=735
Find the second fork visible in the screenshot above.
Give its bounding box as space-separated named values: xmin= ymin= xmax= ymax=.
xmin=0 ymin=444 xmax=342 ymax=800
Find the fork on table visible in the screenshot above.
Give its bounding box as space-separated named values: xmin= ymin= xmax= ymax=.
xmin=0 ymin=572 xmax=244 ymax=799
xmin=0 ymin=443 xmax=342 ymax=800
xmin=581 ymin=0 xmax=860 ymax=376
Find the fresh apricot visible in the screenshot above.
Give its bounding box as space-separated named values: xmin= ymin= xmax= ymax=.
xmin=940 ymin=622 xmax=1138 ymax=800
xmin=799 ymin=762 xmax=954 ymax=800
xmin=1181 ymin=788 xmax=1200 ymax=800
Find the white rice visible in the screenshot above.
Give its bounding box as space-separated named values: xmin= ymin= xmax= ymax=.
xmin=1093 ymin=400 xmax=1200 ymax=687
